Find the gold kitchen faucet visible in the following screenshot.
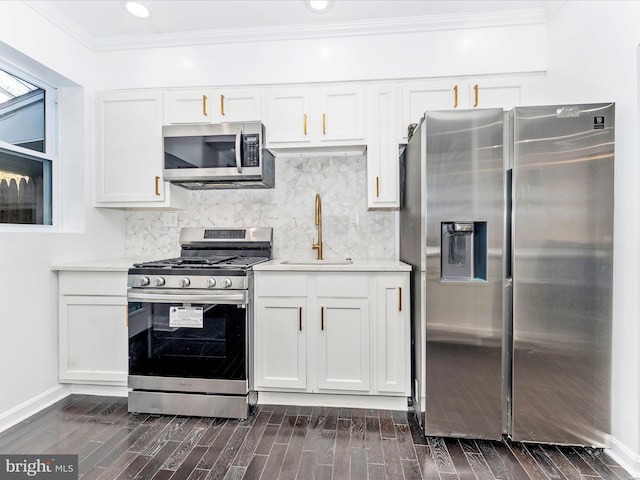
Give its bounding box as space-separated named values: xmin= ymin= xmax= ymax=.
xmin=312 ymin=193 xmax=323 ymax=260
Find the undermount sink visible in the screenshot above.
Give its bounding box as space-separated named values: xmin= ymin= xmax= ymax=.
xmin=281 ymin=259 xmax=354 ymax=265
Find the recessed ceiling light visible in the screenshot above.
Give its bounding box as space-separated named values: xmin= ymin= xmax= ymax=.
xmin=125 ymin=1 xmax=150 ymax=19
xmin=307 ymin=0 xmax=333 ymax=13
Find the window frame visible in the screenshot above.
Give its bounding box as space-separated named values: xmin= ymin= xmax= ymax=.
xmin=0 ymin=59 xmax=59 ymax=230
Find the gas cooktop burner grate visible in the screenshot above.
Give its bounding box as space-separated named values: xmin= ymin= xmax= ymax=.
xmin=133 ymin=255 xmax=270 ymax=270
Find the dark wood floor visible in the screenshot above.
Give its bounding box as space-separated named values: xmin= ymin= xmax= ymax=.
xmin=0 ymin=395 xmax=630 ymax=480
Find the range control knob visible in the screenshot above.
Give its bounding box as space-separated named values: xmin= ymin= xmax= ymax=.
xmin=180 ymin=277 xmax=191 ymax=288
xmin=222 ymin=278 xmax=233 ymax=288
xmin=139 ymin=276 xmax=150 ymax=287
xmin=154 ymin=277 xmax=166 ymax=287
xmin=207 ymin=278 xmax=217 ymax=288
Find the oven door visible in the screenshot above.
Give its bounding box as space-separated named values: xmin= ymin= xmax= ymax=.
xmin=128 ymin=290 xmax=248 ymax=394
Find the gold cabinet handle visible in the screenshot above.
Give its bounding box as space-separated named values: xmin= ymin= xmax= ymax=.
xmin=473 ymin=84 xmax=479 ymax=108
xmin=398 ymin=287 xmax=402 ymax=312
xmin=321 ymin=306 xmax=325 ymax=331
xmin=453 ymin=85 xmax=459 ymax=108
xmin=322 ymin=113 xmax=326 ymax=135
xmin=155 ymin=176 xmax=160 ymax=196
xmin=221 ymin=94 xmax=225 ymax=116
xmin=202 ymin=95 xmax=207 ymax=116
xmin=304 ymin=114 xmax=308 ymax=135
xmin=125 ymin=305 xmax=128 ymax=327
xmin=299 ymin=306 xmax=303 ymax=331
xmin=376 ymin=176 xmax=380 ymax=197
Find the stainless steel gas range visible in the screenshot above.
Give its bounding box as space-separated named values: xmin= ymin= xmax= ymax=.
xmin=127 ymin=227 xmax=272 ymax=419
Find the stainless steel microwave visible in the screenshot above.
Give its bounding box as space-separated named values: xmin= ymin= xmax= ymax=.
xmin=162 ymin=122 xmax=274 ymax=189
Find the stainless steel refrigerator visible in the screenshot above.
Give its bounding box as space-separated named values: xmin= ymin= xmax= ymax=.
xmin=400 ymin=103 xmax=614 ymax=447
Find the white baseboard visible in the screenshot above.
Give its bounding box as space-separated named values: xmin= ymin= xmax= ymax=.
xmin=606 ymin=437 xmax=640 ymax=479
xmin=70 ymin=384 xmax=128 ymax=397
xmin=0 ymin=385 xmax=71 ymax=434
xmin=258 ymin=392 xmax=409 ymax=411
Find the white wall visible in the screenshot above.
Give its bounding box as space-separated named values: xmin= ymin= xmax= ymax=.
xmin=94 ymin=23 xmax=547 ymax=90
xmin=0 ymin=2 xmax=125 ymax=426
xmin=541 ymin=1 xmax=640 ymax=475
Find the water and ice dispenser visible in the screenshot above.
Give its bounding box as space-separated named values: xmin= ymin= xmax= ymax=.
xmin=441 ymin=222 xmax=487 ymax=281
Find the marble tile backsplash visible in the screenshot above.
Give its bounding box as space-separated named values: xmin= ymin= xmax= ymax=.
xmin=125 ymin=155 xmax=396 ymax=260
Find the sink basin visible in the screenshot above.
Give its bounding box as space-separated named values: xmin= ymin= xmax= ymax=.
xmin=281 ymin=259 xmax=354 ymax=266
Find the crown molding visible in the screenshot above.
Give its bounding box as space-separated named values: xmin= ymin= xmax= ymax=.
xmin=24 ymin=2 xmax=548 ymax=53
xmin=24 ymin=1 xmax=95 ymax=51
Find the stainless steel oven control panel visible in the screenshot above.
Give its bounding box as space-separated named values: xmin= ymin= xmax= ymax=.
xmin=128 ymin=274 xmax=248 ymax=290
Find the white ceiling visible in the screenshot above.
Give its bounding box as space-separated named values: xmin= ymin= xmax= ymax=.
xmin=24 ymin=0 xmax=560 ymax=50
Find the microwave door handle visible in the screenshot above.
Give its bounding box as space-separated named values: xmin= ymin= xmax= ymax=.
xmin=235 ymin=128 xmax=242 ymax=174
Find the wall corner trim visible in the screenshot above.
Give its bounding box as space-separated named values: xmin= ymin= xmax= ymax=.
xmin=0 ymin=384 xmax=70 ymax=434
xmin=606 ymin=437 xmax=640 ymax=479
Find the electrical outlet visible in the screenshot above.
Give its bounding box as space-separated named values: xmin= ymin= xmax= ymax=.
xmin=351 ymin=212 xmax=360 ymax=226
xmin=163 ymin=212 xmax=178 ymax=228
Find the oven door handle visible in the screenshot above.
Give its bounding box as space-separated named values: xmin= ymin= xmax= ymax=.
xmin=127 ymin=291 xmax=248 ymax=305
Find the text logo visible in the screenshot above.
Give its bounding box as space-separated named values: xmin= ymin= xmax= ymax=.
xmin=0 ymin=455 xmax=77 ymax=479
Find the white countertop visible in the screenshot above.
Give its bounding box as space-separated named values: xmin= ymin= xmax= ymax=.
xmin=253 ymin=259 xmax=411 ymax=272
xmin=51 ymin=258 xmax=141 ymax=272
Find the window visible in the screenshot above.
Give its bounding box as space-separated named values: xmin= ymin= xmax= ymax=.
xmin=0 ymin=67 xmax=54 ymax=225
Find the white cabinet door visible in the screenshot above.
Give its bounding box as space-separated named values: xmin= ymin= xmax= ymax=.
xmin=96 ymin=91 xmax=164 ymax=202
xmin=255 ymin=297 xmax=307 ymax=390
xmin=164 ymin=89 xmax=262 ymax=124
xmin=316 ymin=298 xmax=370 ymax=392
xmin=59 ymin=296 xmax=128 ymax=385
xmin=213 ymin=88 xmax=262 ymax=123
xmin=164 ymin=90 xmax=211 ymax=124
xmin=318 ymin=86 xmax=366 ymax=142
xmin=375 ymin=274 xmax=410 ymax=394
xmin=368 ymin=85 xmax=400 ymax=209
xmin=465 ymin=77 xmax=526 ymax=110
xmin=95 ymin=91 xmax=187 ymax=208
xmin=265 ymin=88 xmax=312 ymax=144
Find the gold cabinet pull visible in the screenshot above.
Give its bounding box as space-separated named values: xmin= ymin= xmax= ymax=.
xmin=154 ymin=176 xmax=160 ymax=196
xmin=398 ymin=287 xmax=402 ymax=312
xmin=221 ymin=94 xmax=225 ymax=116
xmin=322 ymin=113 xmax=326 ymax=135
xmin=473 ymin=84 xmax=479 ymax=107
xmin=299 ymin=306 xmax=303 ymax=331
xmin=376 ymin=176 xmax=380 ymax=197
xmin=125 ymin=305 xmax=129 ymax=327
xmin=453 ymin=85 xmax=459 ymax=108
xmin=202 ymin=95 xmax=208 ymax=116
xmin=304 ymin=114 xmax=308 ymax=135
xmin=321 ymin=306 xmax=325 ymax=331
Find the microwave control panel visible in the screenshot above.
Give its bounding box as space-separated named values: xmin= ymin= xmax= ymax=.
xmin=242 ymin=135 xmax=260 ymax=167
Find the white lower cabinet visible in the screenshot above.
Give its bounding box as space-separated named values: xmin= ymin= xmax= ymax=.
xmin=257 ymin=297 xmax=308 ymax=390
xmin=376 ymin=273 xmax=409 ymax=394
xmin=58 ymin=270 xmax=128 ymax=385
xmin=254 ymin=271 xmax=409 ymax=398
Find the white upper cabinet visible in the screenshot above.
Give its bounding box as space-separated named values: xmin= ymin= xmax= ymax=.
xmin=264 ymin=85 xmax=366 ymax=148
xmin=95 ymin=91 xmax=188 ymax=209
xmin=164 ymin=88 xmax=262 ymax=124
xmin=317 ymin=85 xmax=366 ymax=142
xmin=368 ymin=84 xmax=401 ymax=210
xmin=264 ymin=88 xmax=312 ymax=144
xmin=401 ymin=76 xmax=531 ymax=140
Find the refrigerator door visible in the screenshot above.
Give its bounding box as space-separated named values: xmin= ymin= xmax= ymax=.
xmin=511 ymin=103 xmax=614 ymax=446
xmin=424 ymin=109 xmax=505 ymax=440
